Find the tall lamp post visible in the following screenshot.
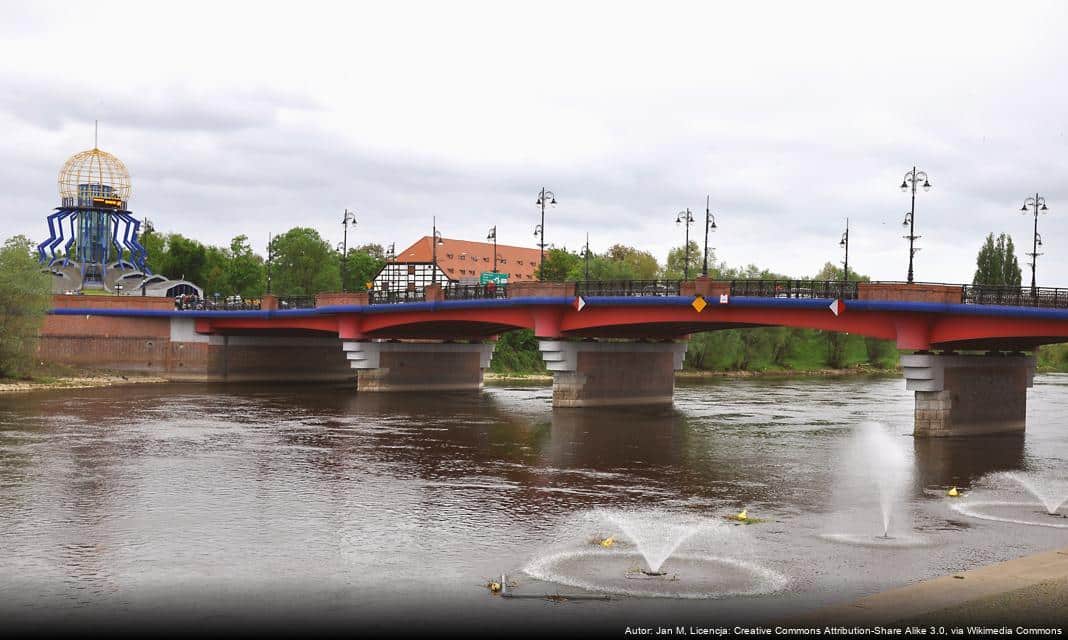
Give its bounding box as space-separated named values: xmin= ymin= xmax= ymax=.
xmin=535 ymin=187 xmax=555 ymax=280
xmin=341 ymin=209 xmax=357 ymax=292
xmin=431 ymin=216 xmax=444 ymax=284
xmin=900 ymin=166 xmax=932 ymax=284
xmin=582 ymin=232 xmax=592 ymax=281
xmin=487 ymin=226 xmax=498 ymax=273
xmin=839 ymin=218 xmax=850 ymax=281
xmin=676 ymin=208 xmax=694 ymax=280
xmin=702 ymin=195 xmax=718 ymax=277
xmin=266 ymin=232 xmax=273 ymax=295
xmin=1021 ymin=193 xmax=1049 ymax=295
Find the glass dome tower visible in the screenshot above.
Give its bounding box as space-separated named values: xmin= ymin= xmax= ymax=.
xmin=38 ymin=143 xmax=150 ymax=287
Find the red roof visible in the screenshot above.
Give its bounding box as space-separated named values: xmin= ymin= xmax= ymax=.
xmin=393 ymin=237 xmax=543 ymax=281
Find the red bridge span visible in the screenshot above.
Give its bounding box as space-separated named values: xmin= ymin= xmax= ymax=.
xmin=44 ymin=279 xmax=1068 ymax=438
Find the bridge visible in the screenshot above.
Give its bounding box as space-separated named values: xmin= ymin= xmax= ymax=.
xmin=43 ymin=278 xmax=1068 ymax=438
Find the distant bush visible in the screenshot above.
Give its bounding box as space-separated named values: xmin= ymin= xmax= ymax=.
xmin=491 ymin=330 xmax=546 ymax=373
xmin=0 ymin=236 xmax=52 ymax=378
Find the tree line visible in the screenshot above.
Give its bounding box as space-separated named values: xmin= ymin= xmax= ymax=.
xmin=140 ymin=225 xmax=386 ymax=297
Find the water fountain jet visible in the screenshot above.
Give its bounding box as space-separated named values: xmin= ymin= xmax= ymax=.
xmin=821 ymin=423 xmax=924 ymax=546
xmin=522 ymin=508 xmax=789 ymax=598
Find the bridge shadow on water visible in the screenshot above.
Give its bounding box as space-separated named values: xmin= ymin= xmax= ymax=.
xmin=912 ymin=434 xmax=1026 ymax=491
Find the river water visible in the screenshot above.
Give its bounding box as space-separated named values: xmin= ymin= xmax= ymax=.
xmin=1 ymin=375 xmax=1066 ymax=633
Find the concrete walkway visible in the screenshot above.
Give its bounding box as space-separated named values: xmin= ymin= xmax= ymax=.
xmin=796 ymin=547 xmax=1068 ymax=626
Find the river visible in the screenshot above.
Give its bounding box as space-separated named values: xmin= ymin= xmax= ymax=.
xmin=1 ymin=375 xmax=1066 ymax=633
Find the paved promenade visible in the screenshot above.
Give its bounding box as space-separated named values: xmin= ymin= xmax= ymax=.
xmin=798 ymin=547 xmax=1068 ymax=626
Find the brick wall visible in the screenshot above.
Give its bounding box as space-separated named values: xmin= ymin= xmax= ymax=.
xmin=858 ymin=283 xmax=963 ymax=304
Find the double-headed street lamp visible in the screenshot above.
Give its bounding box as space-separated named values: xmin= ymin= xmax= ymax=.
xmin=676 ymin=208 xmax=694 ymax=280
xmin=431 ymin=216 xmax=444 ymax=284
xmin=535 ymin=188 xmax=555 ymax=280
xmin=839 ymin=218 xmax=850 ymax=281
xmin=702 ymin=195 xmax=718 ymax=278
xmin=900 ymin=167 xmax=932 ymax=284
xmin=1021 ymin=193 xmax=1049 ymax=294
xmin=487 ymin=226 xmax=498 ymax=273
xmin=341 ymin=209 xmax=357 ymax=292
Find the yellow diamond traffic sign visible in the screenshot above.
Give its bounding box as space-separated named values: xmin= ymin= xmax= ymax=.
xmin=692 ymin=295 xmax=707 ymax=313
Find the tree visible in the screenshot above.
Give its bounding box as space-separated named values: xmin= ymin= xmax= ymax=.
xmin=663 ymin=241 xmax=702 ymax=279
xmin=0 ymin=236 xmax=51 ymax=378
xmin=139 ymin=220 xmax=165 ymax=274
xmin=604 ymin=244 xmax=660 ymax=280
xmin=490 ymin=329 xmax=546 ymax=372
xmin=225 ymin=235 xmax=266 ymax=297
xmin=268 ymin=227 xmax=341 ymax=295
xmin=539 ymin=248 xmax=582 ymax=282
xmin=342 ymin=244 xmax=386 ymax=292
xmin=200 ymin=245 xmax=229 ymax=297
xmin=812 ymin=262 xmax=870 ymax=283
xmin=158 ymin=234 xmax=209 ymax=284
xmin=973 ymin=233 xmax=1022 ymax=287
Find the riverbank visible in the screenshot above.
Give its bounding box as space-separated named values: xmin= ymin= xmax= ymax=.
xmin=675 ymin=365 xmax=899 ymax=379
xmin=0 ymin=372 xmax=169 ymax=394
xmin=485 ymin=366 xmax=900 ymax=384
xmin=798 ymin=546 xmax=1068 ymax=626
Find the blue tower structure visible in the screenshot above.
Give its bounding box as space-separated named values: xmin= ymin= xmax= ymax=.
xmin=38 ymin=145 xmax=154 ymax=291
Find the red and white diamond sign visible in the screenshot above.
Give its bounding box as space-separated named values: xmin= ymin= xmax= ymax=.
xmin=828 ymin=299 xmax=845 ymax=316
xmin=574 ymin=296 xmax=586 ymax=311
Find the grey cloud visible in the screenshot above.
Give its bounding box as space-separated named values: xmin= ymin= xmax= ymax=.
xmin=0 ymin=74 xmax=319 ymax=133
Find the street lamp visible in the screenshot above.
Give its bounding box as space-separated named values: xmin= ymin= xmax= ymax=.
xmin=839 ymin=218 xmax=850 ymax=281
xmin=583 ymin=233 xmax=592 ymax=281
xmin=431 ymin=216 xmax=444 ymax=284
xmin=535 ymin=187 xmax=556 ymax=280
xmin=1021 ymin=193 xmax=1049 ymax=295
xmin=266 ymin=232 xmax=273 ymax=295
xmin=341 ymin=209 xmax=357 ymax=292
xmin=487 ymin=225 xmax=498 ymax=273
xmin=900 ymin=166 xmax=931 ymax=284
xmin=676 ymin=208 xmax=695 ymax=280
xmin=703 ymin=195 xmax=717 ymax=278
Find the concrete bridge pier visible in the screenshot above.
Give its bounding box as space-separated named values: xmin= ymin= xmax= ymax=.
xmin=538 ymin=340 xmax=687 ymax=407
xmin=343 ymin=340 xmax=495 ymax=391
xmin=901 ymin=352 xmax=1037 ymax=437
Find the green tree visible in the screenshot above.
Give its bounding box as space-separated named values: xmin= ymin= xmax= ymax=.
xmin=268 ymin=227 xmax=341 ymax=295
xmin=604 ymin=244 xmax=660 ymax=280
xmin=342 ymin=243 xmax=386 ymax=292
xmin=225 ymin=235 xmax=266 ymax=297
xmin=158 ymin=234 xmax=209 ymax=284
xmin=490 ymin=329 xmax=546 ymax=373
xmin=812 ymin=261 xmax=871 ymax=283
xmin=201 ymin=245 xmax=229 ymax=297
xmin=0 ymin=236 xmax=52 ymax=378
xmin=539 ymin=248 xmax=582 ymax=282
xmin=973 ymin=233 xmax=1022 ymax=286
xmin=139 ymin=220 xmax=165 ymax=273
xmin=663 ymin=241 xmax=702 ymax=279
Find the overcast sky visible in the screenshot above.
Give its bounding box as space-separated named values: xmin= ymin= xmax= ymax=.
xmin=3 ymin=0 xmax=1068 ymax=283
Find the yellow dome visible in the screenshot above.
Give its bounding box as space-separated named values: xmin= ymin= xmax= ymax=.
xmin=58 ymin=147 xmax=131 ymax=205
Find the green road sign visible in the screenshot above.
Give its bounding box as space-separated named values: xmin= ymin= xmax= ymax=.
xmin=479 ymin=271 xmax=509 ymax=284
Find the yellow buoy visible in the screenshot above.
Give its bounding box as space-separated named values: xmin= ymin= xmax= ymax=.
xmin=488 ymin=581 xmax=502 ymax=593
xmin=735 ymin=508 xmax=748 ymax=521
xmin=600 ymin=536 xmax=615 ymax=548
xmin=948 ymin=487 xmax=960 ymax=497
